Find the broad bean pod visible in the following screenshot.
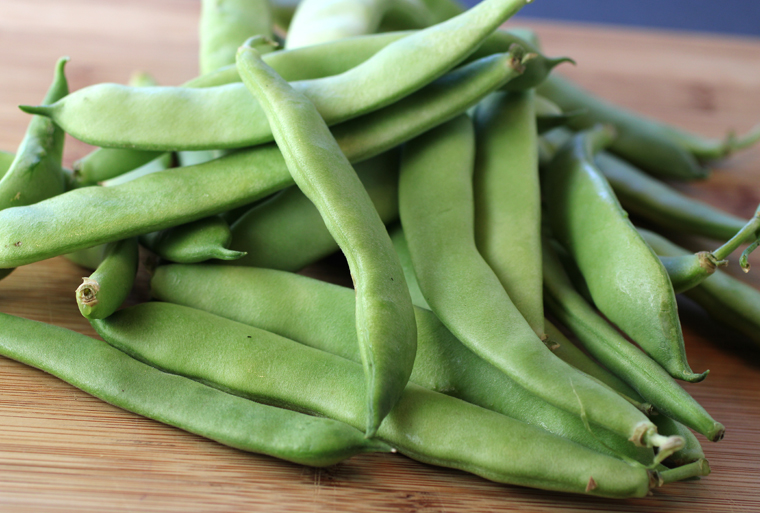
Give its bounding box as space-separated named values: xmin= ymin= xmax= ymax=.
xmin=0 ymin=51 xmax=524 ymax=269
xmin=542 ymin=240 xmax=725 ymax=441
xmin=141 ymin=215 xmax=245 ymax=264
xmin=639 ymin=229 xmax=760 ymax=349
xmin=237 ymin=44 xmax=417 ymax=437
xmin=23 ymin=0 xmax=532 ymax=152
xmin=75 ymin=237 xmax=139 ymax=320
xmin=0 ymin=57 xmax=69 ymax=281
xmin=542 ymin=126 xmax=706 ymax=382
xmin=398 ymin=116 xmax=673 ymax=451
xmin=228 ymin=150 xmax=400 ymax=271
xmin=200 ymin=0 xmax=273 ymax=75
xmin=539 ymin=75 xmax=732 ymax=180
xmin=149 ymin=263 xmax=657 ymax=465
xmin=286 ymin=0 xmax=432 ymax=49
xmin=473 ymin=90 xmax=543 ymax=337
xmin=91 ymin=302 xmax=662 ymax=498
xmin=0 ymin=312 xmax=389 ymax=466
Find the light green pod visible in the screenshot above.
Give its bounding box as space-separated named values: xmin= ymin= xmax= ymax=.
xmin=0 ymin=57 xmax=69 ymax=281
xmin=141 ymin=215 xmax=245 ymax=264
xmin=538 ymin=75 xmax=711 ymax=180
xmin=398 ymin=116 xmax=673 ymax=452
xmin=76 ymin=237 xmax=139 ymax=320
xmin=22 ymin=0 xmax=532 ymax=151
xmin=542 ymin=126 xmax=706 ymax=383
xmin=100 ymin=152 xmax=174 ymax=187
xmin=64 ymin=244 xmax=108 ymax=271
xmin=150 ymin=263 xmax=658 ymax=466
xmin=200 ymin=0 xmax=273 ymax=75
xmin=542 ymin=239 xmax=725 ymax=442
xmin=473 ymin=90 xmax=543 ymax=337
xmin=286 ymin=0 xmax=431 ymax=49
xmin=228 ymin=150 xmax=400 ymax=271
xmin=0 ymin=312 xmax=388 ymax=466
xmin=91 ymin=302 xmax=659 ymax=498
xmin=639 ymin=229 xmax=760 ymax=349
xmin=237 ymin=45 xmax=417 ymax=437
xmin=651 ymin=414 xmax=706 ymax=468
xmin=0 ymin=52 xmax=523 ymax=270
xmin=596 ymin=151 xmax=747 ymax=240
xmin=389 ymin=226 xmax=431 ymax=310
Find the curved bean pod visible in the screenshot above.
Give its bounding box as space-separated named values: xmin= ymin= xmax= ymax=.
xmin=399 ymin=116 xmax=673 ymax=451
xmin=151 ymin=263 xmax=656 ymax=465
xmin=228 ymin=150 xmax=399 ymax=271
xmin=0 ymin=57 xmax=69 ymax=281
xmin=141 ymin=215 xmax=245 ymax=264
xmin=237 ymin=45 xmax=416 ymax=437
xmin=542 ymin=126 xmax=707 ymax=382
xmin=0 ymin=52 xmax=522 ymax=269
xmin=0 ymin=151 xmax=15 ymax=175
xmin=91 ymin=302 xmax=660 ymax=498
xmin=0 ymin=312 xmax=388 ymax=466
xmin=200 ymin=0 xmax=273 ymax=75
xmin=23 ymin=0 xmax=531 ymax=151
xmin=542 ymin=240 xmax=725 ymax=442
xmin=75 ymin=237 xmax=139 ymax=320
xmin=639 ymin=229 xmax=760 ymax=349
xmin=473 ymin=90 xmax=543 ymax=337
xmin=651 ymin=414 xmax=706 ymax=468
xmin=537 ymin=75 xmax=710 ymax=180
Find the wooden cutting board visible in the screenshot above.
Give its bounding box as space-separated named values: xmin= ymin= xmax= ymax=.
xmin=1 ymin=1 xmax=759 ymax=511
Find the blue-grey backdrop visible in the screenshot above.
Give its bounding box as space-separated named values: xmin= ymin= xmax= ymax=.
xmin=460 ymin=0 xmax=760 ymax=37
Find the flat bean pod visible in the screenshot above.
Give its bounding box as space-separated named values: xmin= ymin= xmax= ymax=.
xmin=537 ymin=75 xmax=710 ymax=180
xmin=542 ymin=126 xmax=706 ymax=382
xmin=398 ymin=116 xmax=672 ymax=451
xmin=237 ymin=45 xmax=417 ymax=436
xmin=640 ymin=229 xmax=760 ymax=349
xmin=76 ymin=237 xmax=139 ymax=320
xmin=0 ymin=312 xmax=388 ymax=466
xmin=542 ymin=240 xmax=725 ymax=441
xmin=200 ymin=0 xmax=273 ymax=75
xmin=149 ymin=263 xmax=656 ymax=465
xmin=473 ymin=90 xmax=543 ymax=337
xmin=91 ymin=302 xmax=660 ymax=498
xmin=23 ymin=0 xmax=532 ymax=151
xmin=0 ymin=52 xmax=521 ymax=269
xmin=228 ymin=150 xmax=400 ymax=271
xmin=286 ymin=0 xmax=431 ymax=49
xmin=141 ymin=215 xmax=245 ymax=264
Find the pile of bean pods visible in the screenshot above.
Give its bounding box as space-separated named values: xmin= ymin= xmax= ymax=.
xmin=2 ymin=0 xmax=760 ymax=500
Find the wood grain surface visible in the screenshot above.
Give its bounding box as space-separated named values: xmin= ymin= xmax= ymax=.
xmin=1 ymin=1 xmax=759 ymax=511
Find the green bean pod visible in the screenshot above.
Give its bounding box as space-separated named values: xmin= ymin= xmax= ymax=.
xmin=537 ymin=75 xmax=711 ymax=180
xmin=151 ymin=263 xmax=656 ymax=465
xmin=0 ymin=52 xmax=523 ymax=270
xmin=200 ymin=0 xmax=273 ymax=75
xmin=64 ymin=245 xmax=108 ymax=271
xmin=542 ymin=126 xmax=706 ymax=382
xmin=651 ymin=413 xmax=706 ymax=468
xmin=228 ymin=150 xmax=399 ymax=271
xmin=99 ymin=152 xmax=174 ymax=187
xmin=473 ymin=90 xmax=543 ymax=337
xmin=596 ymin=151 xmax=747 ymax=240
xmin=286 ymin=0 xmax=431 ymax=49
xmin=399 ymin=116 xmax=673 ymax=451
xmin=91 ymin=302 xmax=660 ymax=498
xmin=75 ymin=237 xmax=139 ymax=320
xmin=534 ymin=95 xmax=584 ymax=134
xmin=22 ymin=0 xmax=532 ymax=151
xmin=639 ymin=229 xmax=760 ymax=349
xmin=141 ymin=215 xmax=245 ymax=264
xmin=237 ymin=45 xmax=417 ymax=437
xmin=0 ymin=312 xmax=388 ymax=466
xmin=0 ymin=57 xmax=69 ymax=281
xmin=542 ymin=240 xmax=725 ymax=441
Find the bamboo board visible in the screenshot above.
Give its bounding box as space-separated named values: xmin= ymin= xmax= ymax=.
xmin=0 ymin=1 xmax=759 ymax=511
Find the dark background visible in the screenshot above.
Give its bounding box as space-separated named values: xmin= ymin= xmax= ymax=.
xmin=460 ymin=0 xmax=760 ymax=38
